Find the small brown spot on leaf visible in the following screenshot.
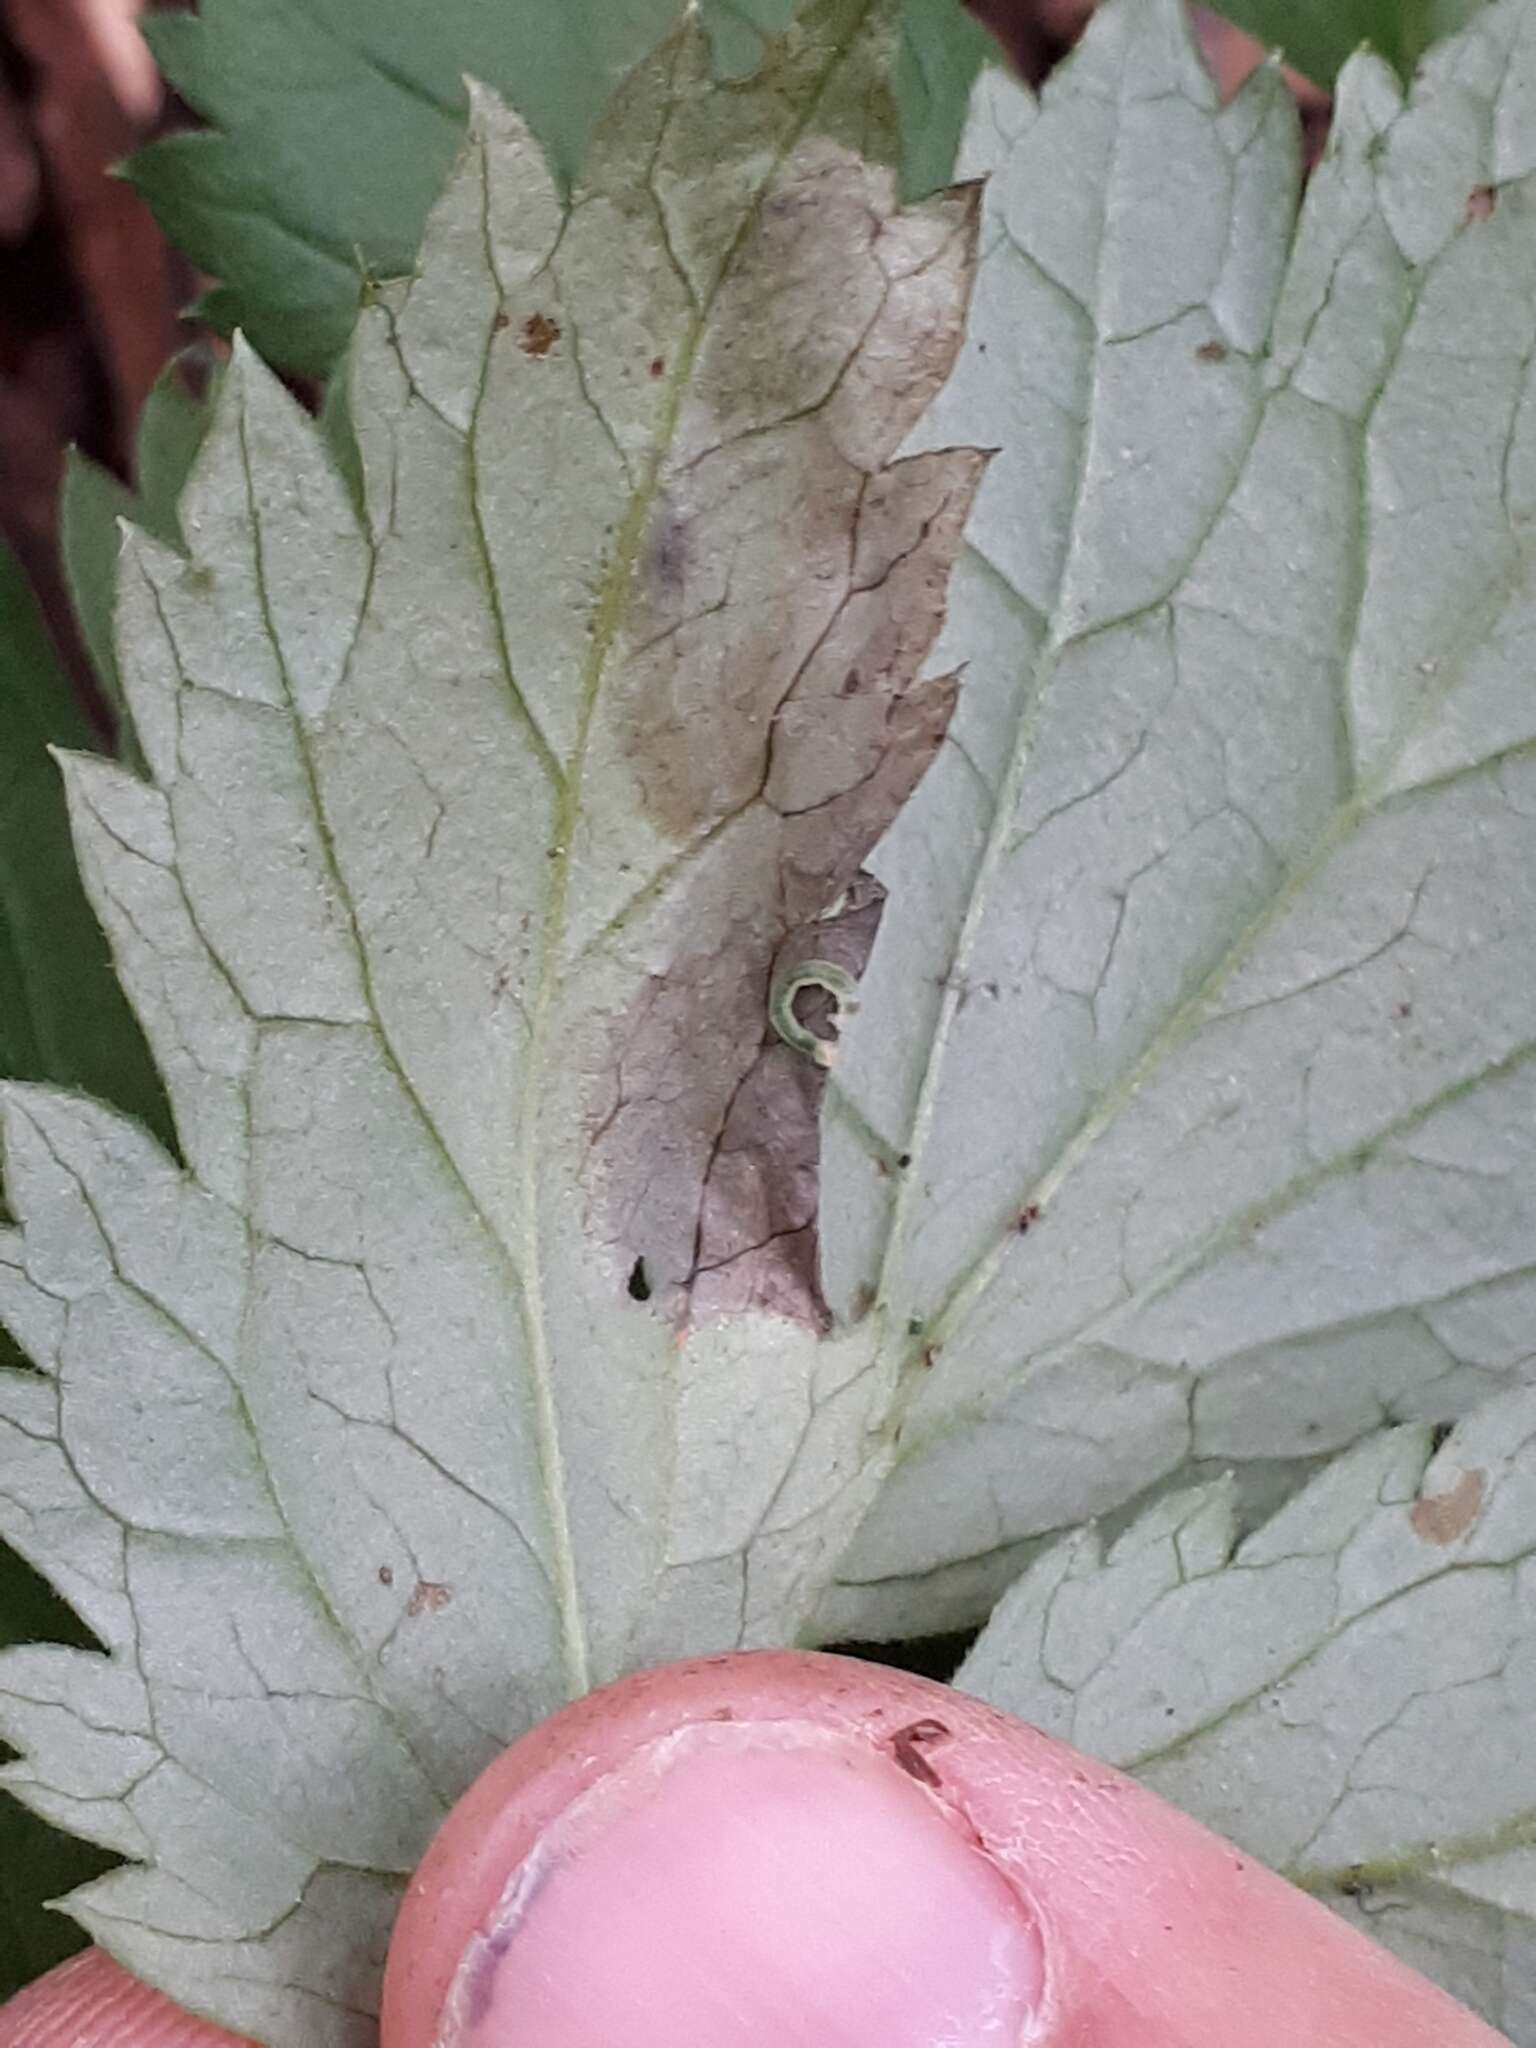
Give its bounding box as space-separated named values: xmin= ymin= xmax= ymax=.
xmin=407 ymin=1579 xmax=453 ymax=1616
xmin=520 ymin=312 xmax=561 ymax=356
xmin=1466 ymin=185 xmax=1497 ymax=223
xmin=492 ymin=310 xmax=511 ymax=333
xmin=890 ymin=1718 xmax=950 ymax=1787
xmin=1017 ymin=1203 xmax=1041 ymax=1233
xmin=649 ymin=355 xmax=666 ymax=378
xmin=1410 ymin=1466 xmax=1485 ymax=1545
xmin=1196 ymin=339 xmax=1229 ymax=363
xmin=377 ymin=1565 xmax=394 ymax=1587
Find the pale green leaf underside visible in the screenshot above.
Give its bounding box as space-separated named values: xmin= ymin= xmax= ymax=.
xmin=821 ymin=0 xmax=1536 ymax=1637
xmin=959 ymin=1387 xmax=1536 ymax=2042
xmin=0 ymin=8 xmax=981 ymax=2036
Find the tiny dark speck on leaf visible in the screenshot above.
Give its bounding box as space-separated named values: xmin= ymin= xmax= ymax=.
xmin=520 ymin=312 xmax=561 ymax=356
xmin=897 ymin=1153 xmax=912 ymax=1169
xmin=649 ymin=356 xmax=666 ymax=378
xmin=1196 ymin=339 xmax=1228 ymax=363
xmin=627 ymin=1257 xmax=652 ymax=1303
xmin=906 ymin=1316 xmax=923 ymax=1337
xmin=493 ymin=310 xmax=510 ymax=332
xmin=377 ymin=1565 xmax=393 ymax=1587
xmin=1410 ymin=1466 xmax=1485 ymax=1545
xmin=1466 ymin=184 xmax=1497 ymax=223
xmin=1017 ymin=1203 xmax=1041 ymax=1233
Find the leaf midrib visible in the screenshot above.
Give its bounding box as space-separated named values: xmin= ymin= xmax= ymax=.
xmin=505 ymin=2 xmax=880 ymax=1700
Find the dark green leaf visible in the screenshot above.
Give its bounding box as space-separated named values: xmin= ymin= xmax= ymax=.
xmin=1210 ymin=0 xmax=1482 ymax=86
xmin=894 ymin=0 xmax=994 ymax=195
xmin=0 ymin=548 xmax=167 ymax=1140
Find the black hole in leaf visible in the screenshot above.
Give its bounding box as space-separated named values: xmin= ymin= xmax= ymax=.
xmin=627 ymin=1257 xmax=652 ymax=1302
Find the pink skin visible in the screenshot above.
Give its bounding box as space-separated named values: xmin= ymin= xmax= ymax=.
xmin=0 ymin=1651 xmax=1510 ymax=2047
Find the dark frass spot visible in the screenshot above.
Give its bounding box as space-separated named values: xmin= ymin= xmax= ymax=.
xmin=520 ymin=312 xmax=562 ymax=356
xmin=627 ymin=1257 xmax=652 ymax=1303
xmin=1410 ymin=1466 xmax=1486 ymax=1545
xmin=649 ymin=355 xmax=666 ymax=378
xmin=1017 ymin=1203 xmax=1041 ymax=1233
xmin=1466 ymin=184 xmax=1498 ymax=223
xmin=377 ymin=1565 xmax=394 ymax=1587
xmin=1195 ymin=339 xmax=1228 ymax=363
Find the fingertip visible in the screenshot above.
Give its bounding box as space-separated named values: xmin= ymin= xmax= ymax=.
xmin=0 ymin=1948 xmax=251 ymax=2048
xmin=383 ymin=1649 xmax=1506 ymax=2048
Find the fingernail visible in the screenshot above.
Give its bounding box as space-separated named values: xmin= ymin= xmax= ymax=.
xmin=435 ymin=1720 xmax=1043 ymax=2048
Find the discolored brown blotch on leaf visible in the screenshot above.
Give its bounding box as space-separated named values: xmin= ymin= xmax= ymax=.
xmin=1195 ymin=338 xmax=1229 ymax=362
xmin=577 ymin=119 xmax=985 ymax=1327
xmin=1410 ymin=1467 xmax=1485 ymax=1545
xmin=1465 ymin=184 xmax=1497 ymax=223
xmin=519 ymin=312 xmax=561 ymax=356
